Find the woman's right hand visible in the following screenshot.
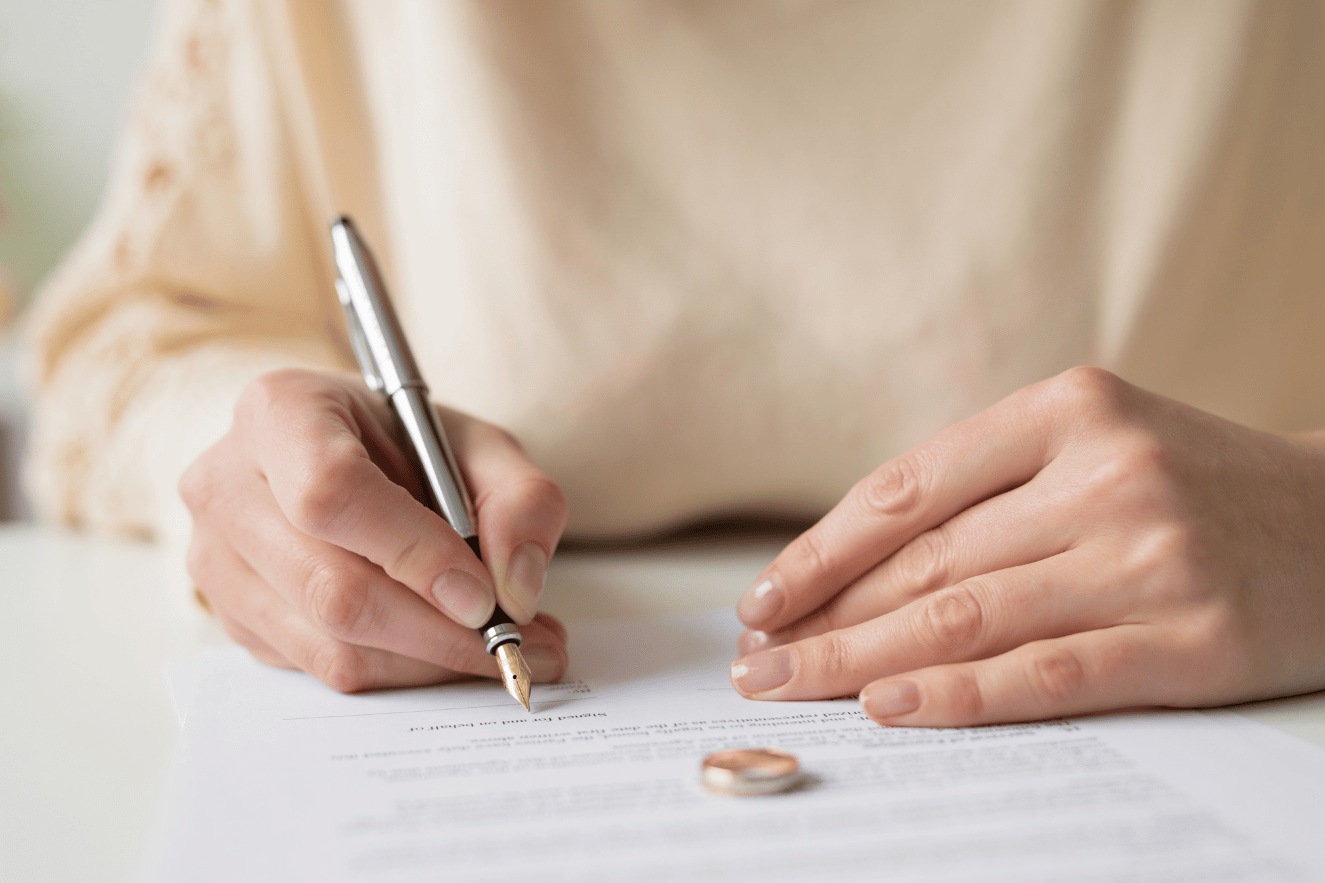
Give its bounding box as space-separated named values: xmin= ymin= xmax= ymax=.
xmin=179 ymin=368 xmax=570 ymax=692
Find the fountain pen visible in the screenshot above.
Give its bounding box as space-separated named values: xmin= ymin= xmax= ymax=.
xmin=330 ymin=216 xmax=533 ymax=712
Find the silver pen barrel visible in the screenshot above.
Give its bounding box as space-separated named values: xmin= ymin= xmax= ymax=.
xmin=391 ymin=386 xmax=477 ymax=539
xmin=330 ymin=217 xmax=478 ymax=539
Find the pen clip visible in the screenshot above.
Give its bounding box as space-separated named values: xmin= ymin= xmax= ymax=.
xmin=335 ymin=276 xmax=384 ymax=392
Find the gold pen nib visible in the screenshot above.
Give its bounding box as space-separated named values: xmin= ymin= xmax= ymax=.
xmin=495 ymin=642 xmax=532 ymax=712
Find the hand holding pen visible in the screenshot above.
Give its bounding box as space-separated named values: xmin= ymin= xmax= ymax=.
xmin=179 ymin=226 xmax=569 ymax=696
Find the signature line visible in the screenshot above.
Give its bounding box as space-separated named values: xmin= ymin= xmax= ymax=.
xmin=282 ymin=695 xmax=597 ymax=721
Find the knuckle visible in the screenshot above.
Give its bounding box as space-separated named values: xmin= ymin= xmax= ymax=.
xmin=1116 ymin=430 xmax=1169 ymax=475
xmin=385 ymin=535 xmax=426 ymax=584
xmin=805 ymin=635 xmax=854 ymax=688
xmin=1026 ymin=645 xmax=1088 ymax=704
xmin=1105 ymin=432 xmax=1170 ymax=488
xmin=892 ymin=530 xmax=954 ymax=600
xmin=918 ymin=584 xmax=986 ymax=656
xmin=478 ymin=474 xmax=568 ymax=536
xmin=944 ymin=669 xmax=986 ymax=720
xmin=520 ymin=475 xmax=569 ymax=526
xmin=857 ymin=458 xmax=925 ymax=522
xmin=492 ymin=425 xmax=528 ymax=455
xmin=178 ymin=445 xmax=231 ymax=514
xmin=184 ymin=539 xmax=233 ymax=608
xmin=796 ymin=607 xmax=840 ymax=640
xmin=310 ymin=641 xmax=374 ymax=694
xmin=791 ymin=528 xmax=836 ymax=585
xmin=1053 ymin=365 xmax=1127 ymax=418
xmin=235 ymin=369 xmax=300 ymax=424
xmin=430 ymin=638 xmax=485 ymax=677
xmin=1082 ymin=447 xmax=1142 ymax=499
xmin=286 ymin=442 xmax=366 ymax=535
xmin=305 ymin=561 xmax=374 ymax=641
xmin=1074 ymin=432 xmax=1175 ymax=520
xmin=237 ymin=367 xmax=356 ymax=447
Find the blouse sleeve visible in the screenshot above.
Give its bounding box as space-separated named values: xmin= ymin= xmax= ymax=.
xmin=22 ymin=0 xmax=346 ymax=549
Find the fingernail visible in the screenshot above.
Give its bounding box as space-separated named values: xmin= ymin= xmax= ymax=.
xmin=505 ymin=543 xmax=548 ymax=623
xmin=431 ymin=569 xmax=494 ymax=629
xmin=523 ymin=645 xmax=564 ymax=682
xmin=737 ymin=578 xmax=783 ymax=627
xmin=862 ymin=681 xmax=920 ymax=719
xmin=737 ymin=630 xmax=771 ymax=656
xmin=730 ymin=648 xmax=794 ymax=695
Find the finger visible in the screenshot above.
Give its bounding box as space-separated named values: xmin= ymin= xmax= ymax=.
xmin=238 ymin=375 xmax=497 ymax=629
xmin=535 ymin=611 xmax=570 ymax=648
xmin=858 ymin=625 xmax=1172 ymax=727
xmin=204 ymin=539 xmax=570 ymax=688
xmin=523 ymin=613 xmax=571 ymax=680
xmin=194 ymin=539 xmax=471 ymax=690
xmin=212 ymin=610 xmax=298 ymax=670
xmin=443 ymin=411 xmax=569 ymax=624
xmin=739 ymin=472 xmax=1075 ymax=654
xmin=731 ymin=549 xmax=1118 ymax=701
xmin=737 ymin=379 xmax=1064 ymax=633
xmin=188 ymin=535 xmax=293 ymax=668
xmin=202 ymin=466 xmax=494 ymax=673
xmin=213 ymin=469 xmax=566 ymax=679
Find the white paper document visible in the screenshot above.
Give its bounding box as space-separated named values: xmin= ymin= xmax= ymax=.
xmin=150 ymin=612 xmax=1325 ymax=882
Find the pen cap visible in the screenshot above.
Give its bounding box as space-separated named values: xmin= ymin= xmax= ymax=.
xmin=334 ymin=278 xmax=385 ymax=392
xmin=330 ymin=217 xmax=421 ymax=396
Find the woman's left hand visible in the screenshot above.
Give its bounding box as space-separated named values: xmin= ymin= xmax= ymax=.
xmin=731 ymin=367 xmax=1325 ymax=726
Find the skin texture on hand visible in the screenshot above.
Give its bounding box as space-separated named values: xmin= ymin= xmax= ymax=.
xmin=180 ymin=369 xmax=570 ymax=693
xmin=732 ymin=366 xmax=1325 ymax=727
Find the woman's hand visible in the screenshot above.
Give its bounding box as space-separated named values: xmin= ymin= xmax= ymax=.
xmin=732 ymin=367 xmax=1325 ymax=726
xmin=180 ymin=368 xmax=569 ymax=692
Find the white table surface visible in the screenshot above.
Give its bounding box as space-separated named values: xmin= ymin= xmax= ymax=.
xmin=3 ymin=523 xmax=1324 ymax=883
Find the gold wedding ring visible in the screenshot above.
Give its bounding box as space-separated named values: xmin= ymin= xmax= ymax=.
xmin=701 ymin=748 xmax=801 ymax=796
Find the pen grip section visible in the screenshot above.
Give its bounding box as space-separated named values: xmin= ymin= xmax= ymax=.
xmin=466 ymin=513 xmax=523 ymax=653
xmin=481 ymin=609 xmax=520 ymax=654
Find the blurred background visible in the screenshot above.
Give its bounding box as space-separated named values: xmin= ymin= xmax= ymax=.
xmin=0 ymin=0 xmax=157 ymax=521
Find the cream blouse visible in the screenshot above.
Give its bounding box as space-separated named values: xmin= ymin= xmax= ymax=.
xmin=24 ymin=0 xmax=1325 ymax=557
